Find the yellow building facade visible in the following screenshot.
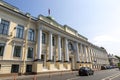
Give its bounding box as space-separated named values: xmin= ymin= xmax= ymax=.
xmin=0 ymin=1 xmax=109 ymax=75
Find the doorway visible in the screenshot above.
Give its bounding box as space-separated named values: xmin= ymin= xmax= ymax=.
xmin=69 ymin=56 xmax=75 ymax=70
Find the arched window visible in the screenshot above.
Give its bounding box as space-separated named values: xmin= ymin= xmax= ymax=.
xmin=68 ymin=42 xmax=74 ymax=51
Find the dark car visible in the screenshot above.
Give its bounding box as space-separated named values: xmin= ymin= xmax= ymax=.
xmin=78 ymin=67 xmax=94 ymax=76
xmin=101 ymin=66 xmax=107 ymax=70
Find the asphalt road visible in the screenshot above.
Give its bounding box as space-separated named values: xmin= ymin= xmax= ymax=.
xmin=1 ymin=68 xmax=120 ymax=80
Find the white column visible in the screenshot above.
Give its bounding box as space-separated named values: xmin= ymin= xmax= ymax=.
xmin=83 ymin=45 xmax=87 ymax=62
xmin=11 ymin=43 xmax=15 ymax=59
xmin=20 ymin=44 xmax=24 ymax=60
xmin=75 ymin=42 xmax=80 ymax=62
xmin=65 ymin=38 xmax=69 ymax=61
xmin=88 ymin=48 xmax=92 ymax=62
xmin=80 ymin=44 xmax=83 ymax=62
xmin=58 ymin=35 xmax=61 ymax=61
xmin=37 ymin=27 xmax=42 ymax=60
xmin=86 ymin=46 xmax=89 ymax=62
xmin=49 ymin=32 xmax=53 ymax=60
xmin=87 ymin=47 xmax=90 ymax=62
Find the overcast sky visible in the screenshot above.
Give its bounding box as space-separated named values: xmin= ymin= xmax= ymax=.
xmin=4 ymin=0 xmax=120 ymax=56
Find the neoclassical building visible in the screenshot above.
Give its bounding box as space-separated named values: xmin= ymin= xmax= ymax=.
xmin=0 ymin=1 xmax=109 ymax=75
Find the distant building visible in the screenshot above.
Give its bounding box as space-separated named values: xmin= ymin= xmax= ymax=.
xmin=0 ymin=0 xmax=109 ymax=75
xmin=108 ymin=54 xmax=119 ymax=66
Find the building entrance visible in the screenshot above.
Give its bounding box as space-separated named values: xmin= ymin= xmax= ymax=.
xmin=70 ymin=56 xmax=75 ymax=70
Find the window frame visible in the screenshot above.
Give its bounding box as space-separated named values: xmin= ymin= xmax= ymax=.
xmin=11 ymin=64 xmax=19 ymax=73
xmin=0 ymin=43 xmax=5 ymax=56
xmin=27 ymin=47 xmax=33 ymax=58
xmin=52 ymin=36 xmax=55 ymax=46
xmin=13 ymin=45 xmax=21 ymax=57
xmin=28 ymin=29 xmax=34 ymax=41
xmin=42 ymin=32 xmax=46 ymax=44
xmin=0 ymin=19 xmax=10 ymax=35
xmin=26 ymin=65 xmax=32 ymax=72
xmin=16 ymin=25 xmax=24 ymax=39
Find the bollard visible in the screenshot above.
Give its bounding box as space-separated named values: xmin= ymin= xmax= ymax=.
xmin=60 ymin=71 xmax=62 ymax=76
xmin=33 ymin=75 xmax=37 ymax=80
xmin=13 ymin=74 xmax=16 ymax=80
xmin=72 ymin=70 xmax=73 ymax=74
xmin=49 ymin=71 xmax=51 ymax=80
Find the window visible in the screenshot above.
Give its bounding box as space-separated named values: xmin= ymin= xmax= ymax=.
xmin=11 ymin=64 xmax=19 ymax=73
xmin=0 ymin=19 xmax=10 ymax=35
xmin=52 ymin=36 xmax=55 ymax=46
xmin=0 ymin=64 xmax=1 ymax=70
xmin=41 ymin=55 xmax=44 ymax=61
xmin=16 ymin=25 xmax=24 ymax=38
xmin=26 ymin=65 xmax=32 ymax=72
xmin=27 ymin=47 xmax=33 ymax=58
xmin=28 ymin=29 xmax=34 ymax=41
xmin=42 ymin=33 xmax=46 ymax=44
xmin=61 ymin=39 xmax=62 ymax=48
xmin=13 ymin=46 xmax=21 ymax=57
xmin=0 ymin=43 xmax=5 ymax=56
xmin=68 ymin=42 xmax=73 ymax=51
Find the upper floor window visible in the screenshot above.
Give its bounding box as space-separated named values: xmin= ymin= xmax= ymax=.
xmin=13 ymin=46 xmax=21 ymax=57
xmin=27 ymin=47 xmax=33 ymax=58
xmin=42 ymin=33 xmax=46 ymax=44
xmin=16 ymin=25 xmax=24 ymax=38
xmin=0 ymin=19 xmax=10 ymax=35
xmin=28 ymin=29 xmax=34 ymax=41
xmin=0 ymin=43 xmax=5 ymax=56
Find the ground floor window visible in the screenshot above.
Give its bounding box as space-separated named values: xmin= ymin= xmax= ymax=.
xmin=0 ymin=43 xmax=5 ymax=56
xmin=11 ymin=64 xmax=19 ymax=73
xmin=41 ymin=55 xmax=44 ymax=61
xmin=0 ymin=64 xmax=1 ymax=70
xmin=26 ymin=65 xmax=32 ymax=72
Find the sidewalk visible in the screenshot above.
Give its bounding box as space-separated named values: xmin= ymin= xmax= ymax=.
xmin=0 ymin=71 xmax=78 ymax=80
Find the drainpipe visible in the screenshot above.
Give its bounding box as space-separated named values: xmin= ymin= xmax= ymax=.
xmin=22 ymin=14 xmax=31 ymax=74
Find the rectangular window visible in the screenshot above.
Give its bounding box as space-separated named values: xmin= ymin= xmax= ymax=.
xmin=61 ymin=39 xmax=62 ymax=48
xmin=0 ymin=19 xmax=10 ymax=35
xmin=0 ymin=43 xmax=5 ymax=56
xmin=13 ymin=46 xmax=21 ymax=57
xmin=27 ymin=47 xmax=33 ymax=58
xmin=0 ymin=64 xmax=1 ymax=70
xmin=52 ymin=36 xmax=55 ymax=46
xmin=11 ymin=64 xmax=19 ymax=73
xmin=42 ymin=33 xmax=46 ymax=44
xmin=26 ymin=65 xmax=32 ymax=72
xmin=16 ymin=25 xmax=24 ymax=38
xmin=28 ymin=29 xmax=34 ymax=41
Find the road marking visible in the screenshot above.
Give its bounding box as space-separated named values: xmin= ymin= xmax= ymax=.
xmin=101 ymin=72 xmax=120 ymax=80
xmin=67 ymin=77 xmax=80 ymax=80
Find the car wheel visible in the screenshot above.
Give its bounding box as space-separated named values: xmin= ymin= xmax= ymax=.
xmin=87 ymin=72 xmax=89 ymax=76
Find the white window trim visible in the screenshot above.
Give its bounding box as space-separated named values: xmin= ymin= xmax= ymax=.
xmin=27 ymin=46 xmax=34 ymax=61
xmin=12 ymin=43 xmax=23 ymax=60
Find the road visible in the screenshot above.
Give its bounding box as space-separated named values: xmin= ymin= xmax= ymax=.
xmin=1 ymin=68 xmax=120 ymax=80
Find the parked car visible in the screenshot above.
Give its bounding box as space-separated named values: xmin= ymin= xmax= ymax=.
xmin=78 ymin=67 xmax=94 ymax=76
xmin=101 ymin=66 xmax=107 ymax=70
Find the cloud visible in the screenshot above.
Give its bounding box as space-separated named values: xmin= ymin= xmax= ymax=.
xmin=92 ymin=34 xmax=120 ymax=56
xmin=93 ymin=35 xmax=119 ymax=43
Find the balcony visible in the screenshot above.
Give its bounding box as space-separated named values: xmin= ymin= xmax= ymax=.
xmin=0 ymin=33 xmax=10 ymax=42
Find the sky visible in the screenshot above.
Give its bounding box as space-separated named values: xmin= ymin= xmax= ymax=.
xmin=3 ymin=0 xmax=120 ymax=56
